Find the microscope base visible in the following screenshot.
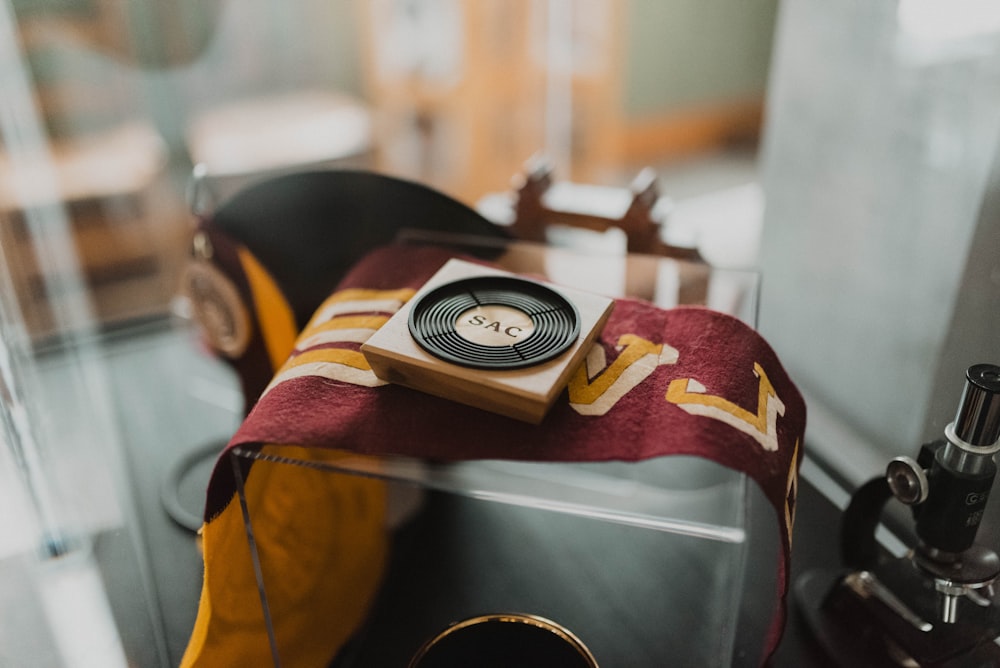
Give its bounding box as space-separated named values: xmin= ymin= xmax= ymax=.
xmin=796 ymin=566 xmax=1000 ymax=667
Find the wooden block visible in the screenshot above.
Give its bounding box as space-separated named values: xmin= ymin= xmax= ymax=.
xmin=362 ymin=259 xmax=614 ymax=424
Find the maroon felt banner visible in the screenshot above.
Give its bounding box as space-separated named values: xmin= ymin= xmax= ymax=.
xmin=209 ymin=243 xmax=806 ymax=663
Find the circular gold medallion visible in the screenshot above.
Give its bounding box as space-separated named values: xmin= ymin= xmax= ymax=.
xmin=180 ymin=261 xmax=252 ymax=358
xmin=454 ymin=304 xmax=535 ymax=347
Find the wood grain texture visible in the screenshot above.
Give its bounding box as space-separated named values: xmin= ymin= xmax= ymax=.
xmin=362 ymin=259 xmax=614 ymax=424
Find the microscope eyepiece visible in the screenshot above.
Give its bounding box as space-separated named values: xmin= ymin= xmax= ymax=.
xmin=953 ymin=364 xmax=1000 ymax=448
xmin=914 ymin=364 xmax=1000 ymax=555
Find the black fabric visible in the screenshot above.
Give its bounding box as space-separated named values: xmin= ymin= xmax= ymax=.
xmin=210 ymin=170 xmax=510 ymax=327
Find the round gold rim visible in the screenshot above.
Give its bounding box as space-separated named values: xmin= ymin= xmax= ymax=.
xmin=408 ymin=613 xmax=599 ymax=667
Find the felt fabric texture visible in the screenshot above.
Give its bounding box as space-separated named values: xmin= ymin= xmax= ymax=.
xmin=190 ymin=243 xmax=806 ymax=666
xmin=181 ymin=228 xmax=389 ymax=668
xmin=180 ymin=446 xmax=388 ymax=668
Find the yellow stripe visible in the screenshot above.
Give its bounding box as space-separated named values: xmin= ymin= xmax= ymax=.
xmin=236 ymin=247 xmax=298 ymax=372
xmin=281 ymin=347 xmax=372 ymax=373
xmin=307 ymin=288 xmax=415 ymax=329
xmin=311 ymin=315 xmax=389 ymax=333
xmin=317 ymin=287 xmax=415 ymax=305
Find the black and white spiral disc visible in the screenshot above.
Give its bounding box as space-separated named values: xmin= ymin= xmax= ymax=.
xmin=408 ymin=276 xmax=580 ymax=370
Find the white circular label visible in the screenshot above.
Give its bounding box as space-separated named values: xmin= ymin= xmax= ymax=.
xmin=454 ymin=305 xmax=535 ymax=346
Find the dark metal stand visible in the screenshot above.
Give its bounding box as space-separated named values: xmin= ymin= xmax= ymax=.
xmin=798 ymin=364 xmax=1000 ymax=667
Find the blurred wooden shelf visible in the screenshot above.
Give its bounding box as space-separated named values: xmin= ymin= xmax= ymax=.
xmin=0 ymin=122 xmax=187 ymax=338
xmin=360 ymin=0 xmax=624 ymax=204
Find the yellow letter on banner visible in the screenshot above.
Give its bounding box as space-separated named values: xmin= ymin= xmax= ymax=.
xmin=569 ymin=334 xmax=679 ymax=416
xmin=785 ymin=439 xmax=800 ymax=545
xmin=665 ymin=362 xmax=785 ymax=452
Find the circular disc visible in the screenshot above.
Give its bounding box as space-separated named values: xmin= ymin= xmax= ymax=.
xmin=408 ymin=276 xmax=580 ymax=370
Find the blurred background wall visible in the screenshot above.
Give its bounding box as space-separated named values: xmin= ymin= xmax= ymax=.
xmin=4 ymin=1 xmax=1000 ymax=664
xmin=757 ymin=0 xmax=1000 ymax=484
xmin=3 ymin=0 xmax=778 ymax=340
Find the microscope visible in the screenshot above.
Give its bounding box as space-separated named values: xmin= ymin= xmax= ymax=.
xmin=799 ymin=364 xmax=1000 ymax=667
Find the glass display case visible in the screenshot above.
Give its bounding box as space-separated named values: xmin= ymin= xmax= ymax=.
xmin=0 ymin=1 xmax=777 ymax=666
xmin=216 ymin=233 xmax=773 ymax=666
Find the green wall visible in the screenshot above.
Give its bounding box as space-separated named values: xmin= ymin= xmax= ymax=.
xmin=624 ymin=0 xmax=779 ymax=118
xmin=13 ymin=0 xmax=779 ymax=145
